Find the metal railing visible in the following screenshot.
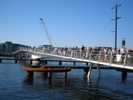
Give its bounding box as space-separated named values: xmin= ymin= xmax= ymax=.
xmin=13 ymin=48 xmax=133 ymax=67
xmin=39 ymin=48 xmax=133 ymax=67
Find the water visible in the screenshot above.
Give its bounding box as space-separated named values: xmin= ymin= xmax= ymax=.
xmin=0 ymin=57 xmax=133 ymax=100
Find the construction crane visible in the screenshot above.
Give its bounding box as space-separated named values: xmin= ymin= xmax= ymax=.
xmin=40 ymin=18 xmax=53 ymax=46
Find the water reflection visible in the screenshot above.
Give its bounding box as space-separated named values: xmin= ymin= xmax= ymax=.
xmin=87 ymin=76 xmax=101 ymax=86
xmin=22 ymin=77 xmax=33 ymax=85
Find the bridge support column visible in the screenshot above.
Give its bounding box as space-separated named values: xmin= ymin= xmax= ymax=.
xmin=45 ymin=60 xmax=47 ymax=65
xmin=42 ymin=65 xmax=48 ymax=78
xmin=87 ymin=63 xmax=93 ymax=78
xmin=0 ymin=58 xmax=2 ymax=63
xmin=26 ymin=71 xmax=34 ymax=81
xmin=97 ymin=64 xmax=101 ymax=77
xmin=86 ymin=62 xmax=88 ymax=66
xmin=73 ymin=62 xmax=76 ymax=66
xmin=64 ymin=70 xmax=67 ymax=84
xmin=59 ymin=61 xmax=62 ymax=65
xmin=30 ymin=59 xmax=32 ymax=64
xmin=83 ymin=67 xmax=89 ymax=78
xmin=122 ymin=71 xmax=127 ymax=81
xmin=15 ymin=59 xmax=17 ymax=63
xmin=48 ymin=72 xmax=52 ymax=85
xmin=42 ymin=72 xmax=48 ymax=78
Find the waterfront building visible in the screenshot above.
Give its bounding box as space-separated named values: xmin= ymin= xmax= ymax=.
xmin=0 ymin=41 xmax=30 ymax=53
xmin=5 ymin=41 xmax=12 ymax=52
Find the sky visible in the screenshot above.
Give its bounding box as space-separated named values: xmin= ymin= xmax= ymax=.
xmin=0 ymin=0 xmax=133 ymax=48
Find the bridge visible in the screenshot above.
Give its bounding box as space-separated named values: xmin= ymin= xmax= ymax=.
xmin=13 ymin=48 xmax=133 ymax=70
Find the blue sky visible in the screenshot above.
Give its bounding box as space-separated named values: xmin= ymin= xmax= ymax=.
xmin=0 ymin=0 xmax=133 ymax=48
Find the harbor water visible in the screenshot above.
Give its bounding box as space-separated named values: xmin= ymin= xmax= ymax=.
xmin=0 ymin=57 xmax=133 ymax=100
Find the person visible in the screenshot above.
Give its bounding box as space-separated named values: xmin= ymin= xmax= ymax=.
xmin=104 ymin=48 xmax=109 ymax=62
xmin=120 ymin=45 xmax=126 ymax=63
xmin=86 ymin=47 xmax=92 ymax=58
xmin=100 ymin=47 xmax=104 ymax=62
xmin=117 ymin=48 xmax=120 ymax=54
xmin=126 ymin=48 xmax=132 ymax=64
xmin=81 ymin=45 xmax=85 ymax=57
xmin=64 ymin=46 xmax=68 ymax=56
xmin=130 ymin=48 xmax=133 ymax=63
xmin=111 ymin=48 xmax=117 ymax=63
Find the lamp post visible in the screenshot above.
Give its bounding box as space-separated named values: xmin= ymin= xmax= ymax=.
xmin=111 ymin=4 xmax=121 ymax=49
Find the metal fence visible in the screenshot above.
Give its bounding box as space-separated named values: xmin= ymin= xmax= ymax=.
xmin=12 ymin=48 xmax=133 ymax=67
xmin=41 ymin=48 xmax=133 ymax=67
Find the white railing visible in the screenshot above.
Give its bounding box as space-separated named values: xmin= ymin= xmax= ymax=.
xmin=13 ymin=48 xmax=133 ymax=67
xmin=37 ymin=48 xmax=133 ymax=67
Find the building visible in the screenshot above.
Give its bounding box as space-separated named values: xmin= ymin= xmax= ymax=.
xmin=0 ymin=41 xmax=31 ymax=53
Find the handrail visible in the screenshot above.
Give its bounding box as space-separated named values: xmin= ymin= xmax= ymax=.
xmin=12 ymin=49 xmax=133 ymax=68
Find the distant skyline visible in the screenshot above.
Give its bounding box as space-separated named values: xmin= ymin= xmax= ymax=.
xmin=0 ymin=0 xmax=133 ymax=48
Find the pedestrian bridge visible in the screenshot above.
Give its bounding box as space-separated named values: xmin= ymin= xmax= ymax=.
xmin=13 ymin=49 xmax=133 ymax=71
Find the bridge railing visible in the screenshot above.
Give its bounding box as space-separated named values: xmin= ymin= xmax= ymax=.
xmin=12 ymin=48 xmax=133 ymax=67
xmin=42 ymin=49 xmax=133 ymax=67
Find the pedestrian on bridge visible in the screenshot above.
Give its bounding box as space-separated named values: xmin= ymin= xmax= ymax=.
xmin=120 ymin=45 xmax=126 ymax=64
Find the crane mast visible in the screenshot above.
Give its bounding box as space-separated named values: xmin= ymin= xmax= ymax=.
xmin=40 ymin=18 xmax=53 ymax=46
